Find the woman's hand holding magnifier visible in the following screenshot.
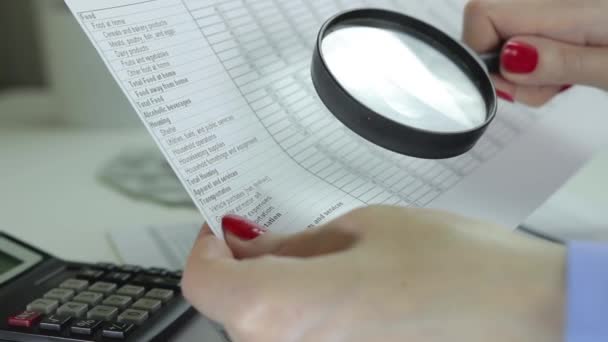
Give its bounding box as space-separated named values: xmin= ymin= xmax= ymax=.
xmin=463 ymin=0 xmax=608 ymax=106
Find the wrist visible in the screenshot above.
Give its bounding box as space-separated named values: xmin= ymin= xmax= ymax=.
xmin=530 ymin=243 xmax=566 ymax=341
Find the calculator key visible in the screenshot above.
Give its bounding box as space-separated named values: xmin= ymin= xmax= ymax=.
xmin=73 ymin=291 xmax=104 ymax=306
xmin=77 ymin=268 xmax=104 ymax=280
xmin=59 ymin=279 xmax=89 ymax=291
xmin=94 ymin=262 xmax=117 ymax=271
xmin=117 ymin=309 xmax=149 ymax=325
xmin=102 ymin=295 xmax=132 ymax=310
xmin=87 ymin=305 xmax=119 ymax=321
xmin=145 ymin=288 xmax=174 ymax=303
xmin=44 ymin=288 xmax=75 ymax=303
xmin=26 ymin=299 xmax=59 ymax=314
xmin=102 ymin=322 xmax=134 ymax=339
xmin=132 ymin=298 xmax=162 ymax=313
xmin=88 ymin=281 xmax=117 ymax=294
xmin=70 ymin=319 xmax=102 ymax=335
xmin=7 ymin=311 xmax=42 ymax=328
xmin=145 ymin=267 xmax=169 ymax=276
xmin=116 ymin=284 xmax=146 ymax=299
xmin=169 ymin=270 xmax=183 ymax=279
xmin=104 ymin=272 xmax=132 ymax=283
xmin=57 ymin=302 xmax=88 ymax=318
xmin=119 ymin=265 xmax=143 ymax=273
xmin=67 ymin=264 xmax=82 ymax=271
xmin=39 ymin=315 xmax=72 ymax=332
xmin=132 ymin=275 xmax=180 ymax=290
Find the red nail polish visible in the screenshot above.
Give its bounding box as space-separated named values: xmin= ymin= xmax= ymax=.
xmin=222 ymin=215 xmax=267 ymax=240
xmin=496 ymin=89 xmax=514 ymax=102
xmin=560 ymin=85 xmax=573 ymax=93
xmin=501 ymin=41 xmax=539 ymax=74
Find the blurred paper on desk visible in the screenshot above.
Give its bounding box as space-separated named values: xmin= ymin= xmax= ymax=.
xmin=99 ymin=147 xmax=195 ymax=208
xmin=65 ymin=0 xmax=608 ymax=237
xmin=109 ymin=223 xmax=200 ymax=269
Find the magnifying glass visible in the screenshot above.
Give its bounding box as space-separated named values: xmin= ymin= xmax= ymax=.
xmin=311 ymin=8 xmax=501 ymax=159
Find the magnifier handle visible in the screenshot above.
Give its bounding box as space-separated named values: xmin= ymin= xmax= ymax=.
xmin=479 ymin=51 xmax=500 ymax=74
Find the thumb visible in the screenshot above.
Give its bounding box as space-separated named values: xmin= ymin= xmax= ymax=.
xmin=223 ymin=215 xmax=361 ymax=259
xmin=500 ymin=36 xmax=608 ymax=90
xmin=182 ymin=224 xmax=302 ymax=324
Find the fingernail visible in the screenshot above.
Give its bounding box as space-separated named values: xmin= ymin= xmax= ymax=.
xmin=501 ymin=41 xmax=539 ymax=74
xmin=560 ymin=85 xmax=573 ymax=93
xmin=496 ymin=89 xmax=514 ymax=102
xmin=222 ymin=214 xmax=267 ymax=240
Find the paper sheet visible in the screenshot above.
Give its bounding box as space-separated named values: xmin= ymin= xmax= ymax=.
xmin=64 ymin=0 xmax=608 ymax=236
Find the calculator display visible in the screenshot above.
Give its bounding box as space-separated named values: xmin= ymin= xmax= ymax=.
xmin=0 ymin=250 xmax=21 ymax=275
xmin=0 ymin=236 xmax=43 ymax=285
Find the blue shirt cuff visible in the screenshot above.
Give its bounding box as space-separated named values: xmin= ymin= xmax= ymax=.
xmin=567 ymin=242 xmax=608 ymax=342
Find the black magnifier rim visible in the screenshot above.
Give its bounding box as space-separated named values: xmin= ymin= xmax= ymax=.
xmin=311 ymin=8 xmax=497 ymax=159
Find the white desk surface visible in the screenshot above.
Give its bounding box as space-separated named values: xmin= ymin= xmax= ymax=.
xmin=1 ymin=124 xmax=608 ymax=265
xmin=0 ymin=124 xmax=203 ymax=264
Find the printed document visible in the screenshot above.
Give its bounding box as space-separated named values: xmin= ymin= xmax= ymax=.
xmin=64 ymin=0 xmax=608 ymax=236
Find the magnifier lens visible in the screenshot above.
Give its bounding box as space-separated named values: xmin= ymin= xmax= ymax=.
xmin=321 ymin=24 xmax=487 ymax=133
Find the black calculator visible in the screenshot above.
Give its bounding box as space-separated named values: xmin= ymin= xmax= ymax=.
xmin=0 ymin=232 xmax=195 ymax=341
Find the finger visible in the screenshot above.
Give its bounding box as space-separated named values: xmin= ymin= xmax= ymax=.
xmin=500 ymin=36 xmax=608 ymax=90
xmin=462 ymin=0 xmax=590 ymax=53
xmin=182 ymin=224 xmax=238 ymax=319
xmin=492 ymin=75 xmax=563 ymax=107
xmin=492 ymin=75 xmax=516 ymax=103
xmin=194 ymin=223 xmax=233 ymax=259
xmin=182 ymin=225 xmax=320 ymax=323
xmin=272 ymin=225 xmax=360 ymax=258
xmin=462 ymin=0 xmax=501 ymax=53
xmin=225 ymin=217 xmax=362 ymax=259
xmin=225 ymin=230 xmax=284 ymax=259
xmin=514 ymin=85 xmax=563 ymax=108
